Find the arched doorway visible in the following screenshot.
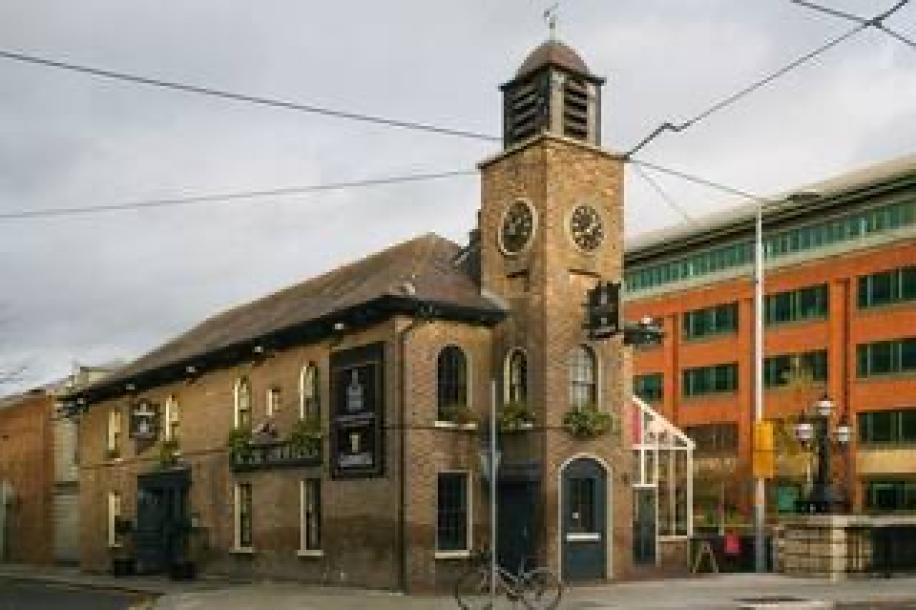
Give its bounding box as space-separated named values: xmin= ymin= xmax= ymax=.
xmin=560 ymin=457 xmax=608 ymax=581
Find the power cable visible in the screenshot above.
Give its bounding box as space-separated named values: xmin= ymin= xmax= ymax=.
xmin=623 ymin=0 xmax=911 ymax=158
xmin=0 ymin=48 xmax=501 ymax=143
xmin=631 ymin=163 xmax=698 ymax=226
xmin=0 ymin=169 xmax=477 ymax=222
xmin=790 ymin=0 xmax=916 ymax=50
xmin=627 ymin=157 xmax=777 ymax=206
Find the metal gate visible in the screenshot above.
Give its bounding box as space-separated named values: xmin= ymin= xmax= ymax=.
xmin=52 ymin=491 xmax=80 ymax=563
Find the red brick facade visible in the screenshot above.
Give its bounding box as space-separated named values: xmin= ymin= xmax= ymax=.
xmin=627 ymin=230 xmax=916 ymax=518
xmin=0 ymin=390 xmax=54 ymax=564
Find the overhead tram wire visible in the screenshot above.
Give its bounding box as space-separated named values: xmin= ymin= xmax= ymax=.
xmin=631 ymin=163 xmax=698 ymax=227
xmin=0 ymin=169 xmax=477 ymax=222
xmin=622 ymin=0 xmax=911 ymax=158
xmin=627 ymin=157 xmax=778 ymax=207
xmin=790 ymin=0 xmax=916 ymax=50
xmin=0 ymin=48 xmax=501 ymax=144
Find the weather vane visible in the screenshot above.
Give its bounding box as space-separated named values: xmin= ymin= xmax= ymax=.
xmin=544 ymin=2 xmax=559 ymax=40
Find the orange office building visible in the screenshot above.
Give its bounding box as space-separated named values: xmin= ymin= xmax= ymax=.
xmin=624 ymin=155 xmax=916 ymax=528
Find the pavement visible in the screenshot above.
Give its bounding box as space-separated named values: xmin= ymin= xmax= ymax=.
xmin=0 ymin=578 xmax=147 ymax=610
xmin=2 ymin=564 xmax=916 ymax=610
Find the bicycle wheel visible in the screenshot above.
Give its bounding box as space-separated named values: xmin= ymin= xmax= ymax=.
xmin=454 ymin=567 xmax=505 ymax=610
xmin=519 ymin=568 xmax=563 ymax=610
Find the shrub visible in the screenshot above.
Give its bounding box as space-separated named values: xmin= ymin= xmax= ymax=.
xmin=159 ymin=438 xmax=180 ymax=468
xmin=439 ymin=403 xmax=478 ymax=425
xmin=226 ymin=427 xmax=253 ymax=461
xmin=288 ymin=415 xmax=322 ymax=455
xmin=499 ymin=400 xmax=535 ymax=432
xmin=562 ymin=403 xmax=617 ymax=439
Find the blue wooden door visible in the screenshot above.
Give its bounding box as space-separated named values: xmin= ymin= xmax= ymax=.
xmin=561 ymin=458 xmax=607 ymax=581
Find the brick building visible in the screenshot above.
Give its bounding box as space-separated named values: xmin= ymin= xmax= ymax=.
xmin=0 ymin=365 xmax=116 ymax=565
xmin=66 ymin=41 xmax=686 ymax=590
xmin=624 ymin=155 xmax=916 ymax=528
xmin=0 ymin=388 xmax=54 ymax=564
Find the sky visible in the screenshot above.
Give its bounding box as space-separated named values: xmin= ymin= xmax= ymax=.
xmin=0 ymin=0 xmax=914 ymax=391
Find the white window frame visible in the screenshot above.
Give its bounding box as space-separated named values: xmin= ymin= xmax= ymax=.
xmin=107 ymin=408 xmax=122 ymax=455
xmin=107 ymin=491 xmax=121 ymax=548
xmin=568 ymin=344 xmax=600 ymax=410
xmin=434 ymin=470 xmax=472 ymax=559
xmin=503 ymin=348 xmax=528 ymax=404
xmin=234 ymin=377 xmax=251 ymax=429
xmin=233 ymin=482 xmax=254 ymax=553
xmin=299 ymin=364 xmax=319 ymax=420
xmin=266 ymin=387 xmax=281 ymax=418
xmin=298 ymin=478 xmax=323 ymax=557
xmin=164 ymin=395 xmax=179 ymax=441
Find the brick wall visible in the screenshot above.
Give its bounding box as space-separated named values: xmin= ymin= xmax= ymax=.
xmin=627 ymin=239 xmax=916 ymax=514
xmin=0 ymin=391 xmax=54 ymax=564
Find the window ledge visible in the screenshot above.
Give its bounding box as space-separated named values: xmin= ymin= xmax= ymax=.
xmin=230 ymin=547 xmax=255 ymax=555
xmin=297 ymin=549 xmax=324 ymax=558
xmin=859 ymin=371 xmax=916 ymax=382
xmin=682 ymin=331 xmax=738 ymax=344
xmin=108 ymin=543 xmax=123 ymax=550
xmin=433 ymin=420 xmax=478 ymax=431
xmin=435 ymin=550 xmax=471 ymax=560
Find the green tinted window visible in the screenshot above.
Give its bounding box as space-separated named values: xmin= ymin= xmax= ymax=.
xmin=635 ymin=373 xmax=663 ymax=403
xmin=683 ymin=363 xmax=738 ymax=397
xmin=683 ymin=303 xmax=738 ymax=340
xmin=764 ymin=350 xmax=828 ymax=387
xmin=626 ymin=199 xmax=916 ymax=294
xmin=858 ymin=266 xmax=916 ymax=308
xmin=858 ymin=338 xmax=916 ymax=377
xmin=765 ymin=285 xmax=828 ymax=325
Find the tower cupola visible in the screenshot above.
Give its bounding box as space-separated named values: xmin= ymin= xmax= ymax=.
xmin=500 ymin=40 xmax=605 ymax=148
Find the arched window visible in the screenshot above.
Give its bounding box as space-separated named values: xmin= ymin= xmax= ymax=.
xmin=569 ymin=345 xmax=597 ymax=408
xmin=437 ymin=346 xmax=468 ymax=420
xmin=299 ymin=363 xmax=320 ymax=420
xmin=164 ymin=395 xmax=180 ymax=441
xmin=234 ymin=377 xmax=252 ymax=429
xmin=505 ymin=349 xmax=528 ymax=405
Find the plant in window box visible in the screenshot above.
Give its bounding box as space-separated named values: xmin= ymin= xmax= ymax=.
xmin=562 ymin=402 xmax=617 ymax=439
xmin=158 ymin=437 xmax=180 ymax=468
xmin=439 ymin=403 xmax=478 ymax=426
xmin=288 ymin=415 xmax=322 ymax=457
xmin=226 ymin=427 xmax=253 ymax=463
xmin=499 ymin=400 xmax=535 ymax=432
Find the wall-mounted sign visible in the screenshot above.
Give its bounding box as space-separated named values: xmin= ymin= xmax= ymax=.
xmin=129 ymin=399 xmax=160 ymax=441
xmin=584 ymin=281 xmax=620 ymax=340
xmin=330 ymin=343 xmax=385 ymax=479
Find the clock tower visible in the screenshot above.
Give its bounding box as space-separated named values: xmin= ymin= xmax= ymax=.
xmin=478 ymin=40 xmax=631 ymax=581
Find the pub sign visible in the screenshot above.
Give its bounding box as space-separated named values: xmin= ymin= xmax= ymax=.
xmin=330 ymin=342 xmax=385 ymax=479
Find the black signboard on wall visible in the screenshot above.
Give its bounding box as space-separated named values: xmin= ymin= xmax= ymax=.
xmin=330 ymin=342 xmax=385 ymax=479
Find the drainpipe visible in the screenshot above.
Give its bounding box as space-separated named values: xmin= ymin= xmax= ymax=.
xmin=397 ymin=309 xmax=431 ymax=593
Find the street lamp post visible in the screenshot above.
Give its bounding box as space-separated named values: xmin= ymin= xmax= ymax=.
xmin=753 ymin=203 xmax=766 ymax=573
xmin=794 ymin=394 xmax=851 ymax=514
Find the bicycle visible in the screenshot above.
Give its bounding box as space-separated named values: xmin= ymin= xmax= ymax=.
xmin=454 ymin=550 xmax=563 ymax=610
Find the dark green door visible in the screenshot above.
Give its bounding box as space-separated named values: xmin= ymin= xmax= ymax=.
xmin=561 ymin=458 xmax=607 ymax=581
xmin=633 ymin=488 xmax=656 ymax=565
xmin=135 ymin=469 xmax=190 ymax=574
xmin=497 ymin=481 xmax=536 ymax=575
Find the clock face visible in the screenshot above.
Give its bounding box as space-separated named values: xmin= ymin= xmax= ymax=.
xmin=570 ymin=205 xmax=604 ymax=252
xmin=499 ymin=200 xmax=535 ymax=255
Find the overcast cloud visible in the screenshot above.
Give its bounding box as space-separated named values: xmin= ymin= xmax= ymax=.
xmin=0 ymin=0 xmax=914 ymax=391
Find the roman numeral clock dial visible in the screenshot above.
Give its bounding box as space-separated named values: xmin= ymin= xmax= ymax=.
xmin=570 ymin=204 xmax=604 ymax=252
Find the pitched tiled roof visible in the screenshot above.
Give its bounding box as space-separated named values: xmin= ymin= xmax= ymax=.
xmin=89 ymin=233 xmax=502 ymax=397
